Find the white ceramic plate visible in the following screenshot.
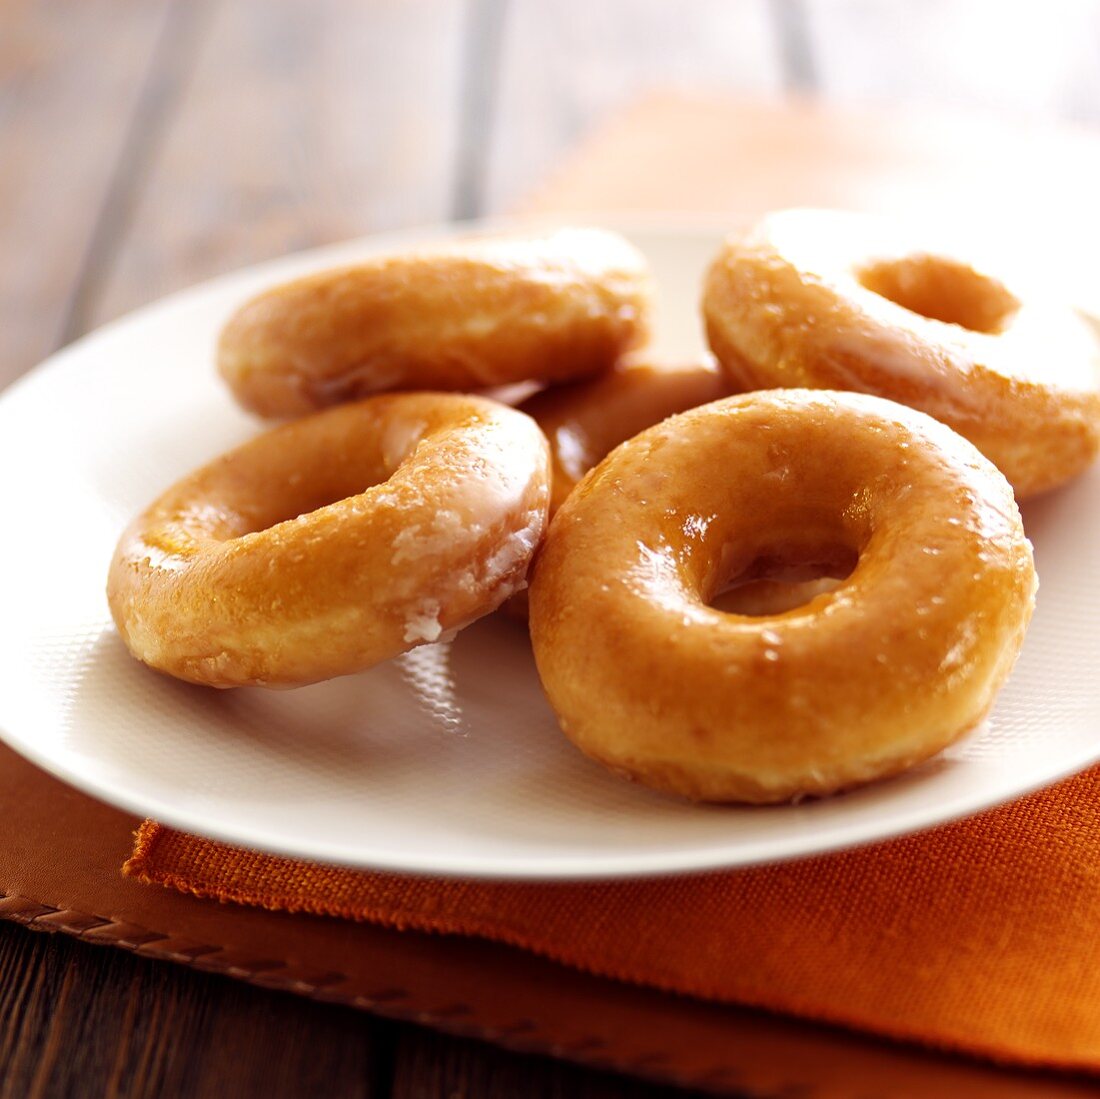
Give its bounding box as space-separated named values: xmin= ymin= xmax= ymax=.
xmin=1 ymin=221 xmax=1099 ymax=880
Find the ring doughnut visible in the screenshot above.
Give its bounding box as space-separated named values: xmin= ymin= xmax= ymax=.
xmin=501 ymin=356 xmax=729 ymax=621
xmin=219 ymin=228 xmax=652 ymax=419
xmin=108 ymin=393 xmax=550 ymax=688
xmin=703 ymin=209 xmax=1100 ymax=498
xmin=520 ymin=356 xmax=731 ymax=514
xmin=529 ymin=390 xmax=1036 ymax=803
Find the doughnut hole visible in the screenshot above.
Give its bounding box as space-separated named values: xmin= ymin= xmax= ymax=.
xmin=709 ymin=546 xmax=858 ymax=616
xmin=857 ymin=254 xmax=1020 ymax=334
xmin=686 ymin=504 xmax=866 ymax=627
xmin=167 ymin=409 xmax=432 ymax=544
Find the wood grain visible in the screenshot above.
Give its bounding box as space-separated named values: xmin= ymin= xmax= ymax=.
xmin=85 ymin=0 xmax=466 ymax=331
xmin=0 ymin=921 xmax=390 ymax=1099
xmin=452 ymin=0 xmax=509 ymax=219
xmin=0 ymin=921 xmax=700 ymax=1099
xmin=0 ymin=0 xmax=174 ymax=387
xmin=389 ymin=1025 xmax=700 ymax=1098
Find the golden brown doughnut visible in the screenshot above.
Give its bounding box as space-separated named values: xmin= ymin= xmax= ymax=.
xmin=529 ymin=390 xmax=1036 ymax=804
xmin=219 ymin=228 xmax=652 ymax=419
xmin=501 ymin=356 xmax=730 ymax=621
xmin=108 ymin=394 xmax=550 ymax=688
xmin=703 ymin=209 xmax=1100 ymax=498
xmin=519 ymin=355 xmax=731 ymax=514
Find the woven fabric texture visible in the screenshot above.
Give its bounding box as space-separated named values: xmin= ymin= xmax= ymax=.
xmin=127 ymin=763 xmax=1100 ymax=1073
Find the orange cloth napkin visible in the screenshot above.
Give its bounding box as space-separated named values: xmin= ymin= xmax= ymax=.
xmin=127 ymin=764 xmax=1100 ymax=1075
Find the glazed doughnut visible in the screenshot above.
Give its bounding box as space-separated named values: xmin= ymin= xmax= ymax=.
xmin=529 ymin=390 xmax=1036 ymax=804
xmin=703 ymin=209 xmax=1100 ymax=498
xmin=219 ymin=228 xmax=652 ymax=419
xmin=519 ymin=356 xmax=731 ymax=514
xmin=108 ymin=394 xmax=550 ymax=688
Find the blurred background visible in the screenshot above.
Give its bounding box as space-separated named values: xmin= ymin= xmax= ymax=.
xmin=4 ymin=0 xmax=1100 ymax=379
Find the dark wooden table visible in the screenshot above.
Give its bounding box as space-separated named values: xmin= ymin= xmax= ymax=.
xmin=3 ymin=2 xmax=1100 ymax=1095
xmin=0 ymin=920 xmax=701 ymax=1097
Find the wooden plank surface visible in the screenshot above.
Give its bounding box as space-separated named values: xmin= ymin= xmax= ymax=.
xmin=0 ymin=921 xmax=690 ymax=1099
xmin=87 ymin=0 xmax=466 ymax=330
xmin=0 ymin=0 xmax=173 ymax=386
xmin=0 ymin=921 xmax=386 ymax=1099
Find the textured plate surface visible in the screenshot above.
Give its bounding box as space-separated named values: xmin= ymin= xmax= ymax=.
xmin=1 ymin=222 xmax=1099 ymax=879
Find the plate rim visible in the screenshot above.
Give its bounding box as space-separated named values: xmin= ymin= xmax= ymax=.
xmin=5 ymin=699 xmax=1096 ymax=879
xmin=1 ymin=214 xmax=1093 ymax=880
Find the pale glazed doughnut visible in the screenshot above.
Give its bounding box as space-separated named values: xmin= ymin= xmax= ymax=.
xmin=529 ymin=390 xmax=1036 ymax=804
xmin=519 ymin=356 xmax=731 ymax=515
xmin=703 ymin=209 xmax=1100 ymax=498
xmin=219 ymin=228 xmax=652 ymax=419
xmin=108 ymin=394 xmax=550 ymax=688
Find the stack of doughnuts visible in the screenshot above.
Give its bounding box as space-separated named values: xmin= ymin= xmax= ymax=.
xmin=110 ymin=229 xmax=650 ymax=687
xmin=109 ymin=213 xmax=1100 ymax=803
